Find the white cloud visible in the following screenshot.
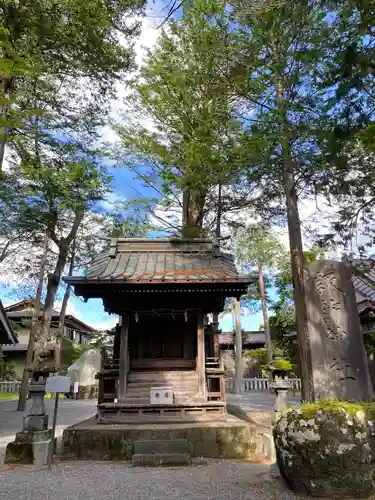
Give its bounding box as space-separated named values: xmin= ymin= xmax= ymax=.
xmin=54 ymin=299 xmax=82 ymax=320
xmin=273 ymin=194 xmax=339 ymax=251
xmin=98 ymin=191 xmax=126 ymax=212
xmin=100 ymin=14 xmax=162 ymax=145
xmin=88 ymin=316 xmax=118 ymax=332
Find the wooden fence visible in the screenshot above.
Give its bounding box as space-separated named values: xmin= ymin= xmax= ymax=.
xmin=225 ymin=377 xmax=301 ymax=394
xmin=2 ymin=378 xmax=302 ymax=395
xmin=0 ymin=381 xmax=21 ymax=393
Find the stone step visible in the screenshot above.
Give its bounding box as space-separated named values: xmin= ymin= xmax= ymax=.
xmin=134 ymin=439 xmax=189 ymax=454
xmin=131 ymin=453 xmax=192 ymax=467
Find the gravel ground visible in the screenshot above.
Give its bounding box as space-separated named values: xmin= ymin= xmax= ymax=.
xmin=0 ymin=460 xmax=314 ymax=500
xmin=0 ymin=395 xmax=332 ymax=500
xmin=227 ymin=393 xmax=300 ymax=411
xmin=227 ymin=393 xmax=300 ymax=429
xmin=0 ymin=399 xmax=97 ymax=463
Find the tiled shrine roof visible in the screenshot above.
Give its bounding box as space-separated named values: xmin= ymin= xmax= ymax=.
xmin=65 ymin=238 xmax=252 ymax=286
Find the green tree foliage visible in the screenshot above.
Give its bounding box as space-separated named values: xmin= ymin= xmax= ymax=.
xmin=60 ymin=337 xmax=90 ymax=372
xmin=0 ymin=0 xmax=146 ymax=171
xmin=235 ymin=224 xmax=287 ymax=274
xmin=90 ymin=327 xmax=116 ymax=347
xmin=243 ymin=348 xmax=268 ymax=377
xmin=0 ymin=346 xmax=16 ymax=380
xmin=116 ymin=0 xmax=250 ymax=234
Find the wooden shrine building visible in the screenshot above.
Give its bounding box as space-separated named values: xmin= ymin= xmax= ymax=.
xmin=65 ymin=238 xmax=253 ymax=423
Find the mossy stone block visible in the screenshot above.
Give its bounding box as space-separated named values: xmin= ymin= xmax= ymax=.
xmin=274 ymin=401 xmax=375 ymax=498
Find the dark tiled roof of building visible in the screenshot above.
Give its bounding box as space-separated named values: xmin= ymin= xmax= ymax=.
xmin=219 ymin=331 xmax=266 ymax=345
xmin=0 ymin=300 xmax=17 ymax=345
xmin=6 ymin=310 xmax=96 ymax=335
xmin=353 ymin=268 xmax=375 ymax=302
xmin=65 ymin=238 xmax=251 ymax=285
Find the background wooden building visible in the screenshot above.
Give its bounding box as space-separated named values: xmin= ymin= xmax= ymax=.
xmin=1 ymin=299 xmax=96 ymax=378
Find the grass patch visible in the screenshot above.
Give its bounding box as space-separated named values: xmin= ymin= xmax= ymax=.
xmin=0 ymin=392 xmax=65 ymax=401
xmin=0 ymin=392 xmax=18 ymax=400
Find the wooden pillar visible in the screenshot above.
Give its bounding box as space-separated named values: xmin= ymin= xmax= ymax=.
xmin=234 ymin=298 xmax=243 ymax=394
xmin=197 ymin=314 xmax=206 ymax=398
xmin=113 ymin=324 xmax=121 ymax=363
xmin=118 ymin=314 xmax=129 ymax=403
xmin=213 ymin=333 xmax=220 ymax=358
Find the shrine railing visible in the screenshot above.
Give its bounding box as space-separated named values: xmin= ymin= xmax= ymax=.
xmin=0 ymin=380 xmax=21 ymax=393
xmin=225 ymin=377 xmax=301 ymax=394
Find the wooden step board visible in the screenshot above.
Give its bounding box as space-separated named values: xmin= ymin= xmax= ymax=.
xmin=97 ymin=401 xmax=226 ymax=424
xmin=124 ymin=370 xmax=199 ymax=405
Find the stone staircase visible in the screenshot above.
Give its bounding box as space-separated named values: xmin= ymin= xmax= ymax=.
xmin=123 ymin=370 xmax=203 ymax=405
xmin=132 ymin=439 xmax=192 ymax=466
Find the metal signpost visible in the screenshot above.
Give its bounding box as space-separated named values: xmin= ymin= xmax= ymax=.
xmin=45 ymin=375 xmax=71 ymax=469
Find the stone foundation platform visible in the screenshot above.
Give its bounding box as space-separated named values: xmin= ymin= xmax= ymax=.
xmin=62 ymin=415 xmax=259 ymax=461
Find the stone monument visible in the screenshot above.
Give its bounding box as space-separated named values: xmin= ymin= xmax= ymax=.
xmin=304 ymin=260 xmax=374 ymax=401
xmin=4 ymin=351 xmax=55 ymax=465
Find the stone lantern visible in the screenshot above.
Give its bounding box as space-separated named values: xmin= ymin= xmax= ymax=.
xmin=267 ymin=357 xmax=292 ymax=425
xmin=4 ymin=349 xmax=56 ymax=465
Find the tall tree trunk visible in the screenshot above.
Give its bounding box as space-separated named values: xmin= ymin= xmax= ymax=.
xmin=37 ymin=209 xmax=84 ymax=365
xmin=234 ymin=297 xmax=242 ymax=394
xmin=0 ymin=1 xmax=20 ymax=173
xmin=182 ymin=191 xmax=189 ymax=228
xmin=56 ymin=238 xmax=76 ymax=371
xmin=182 ymin=189 xmax=206 ymax=236
xmin=215 ymin=184 xmax=222 ymax=239
xmin=277 ymin=83 xmax=313 ymax=401
xmin=17 ymin=232 xmax=49 ymax=411
xmin=0 ymin=76 xmax=13 ymax=174
xmin=258 ymin=262 xmax=273 ymax=388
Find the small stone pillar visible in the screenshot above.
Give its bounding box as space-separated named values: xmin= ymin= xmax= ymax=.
xmin=271 ymin=376 xmax=290 ymax=425
xmin=268 ymin=361 xmax=292 ymax=425
xmin=4 ymin=372 xmax=53 ymax=465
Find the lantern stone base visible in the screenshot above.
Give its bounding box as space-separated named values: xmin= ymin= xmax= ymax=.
xmin=4 ymin=430 xmax=54 ymax=466
xmin=273 ymin=402 xmax=375 ymax=498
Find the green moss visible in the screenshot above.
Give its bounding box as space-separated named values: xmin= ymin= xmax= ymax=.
xmin=274 ymin=359 xmax=293 ymax=370
xmin=293 ymin=400 xmax=375 ymax=421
